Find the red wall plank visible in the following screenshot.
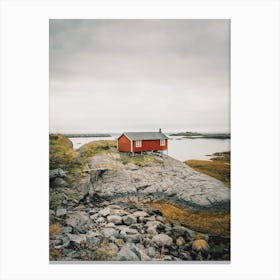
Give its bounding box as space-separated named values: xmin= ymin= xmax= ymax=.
xmin=118 ymin=134 xmax=131 ymax=152
xmin=133 ymin=139 xmax=168 ymax=152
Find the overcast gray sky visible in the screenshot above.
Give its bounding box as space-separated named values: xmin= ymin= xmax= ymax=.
xmin=50 ymin=19 xmax=230 ymax=133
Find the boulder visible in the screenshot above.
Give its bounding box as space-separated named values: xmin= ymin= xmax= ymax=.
xmin=155 ymin=215 xmax=165 ymax=222
xmin=107 ymin=215 xmax=123 ymax=225
xmin=61 ymin=226 xmax=72 ymax=234
xmin=66 ymin=233 xmax=86 ymax=244
xmin=98 ymin=208 xmax=111 ymax=217
xmin=129 ymin=244 xmax=150 ymax=261
xmin=147 ymin=227 xmax=158 ymax=236
xmin=152 ymin=234 xmax=173 ymax=247
xmin=171 ymin=226 xmax=190 ymax=239
xmin=132 ymin=211 xmax=149 ymax=218
xmin=50 ymin=168 xmax=67 ymax=179
xmin=86 ymin=231 xmax=102 ymax=246
xmin=56 ymin=208 xmax=67 ymax=217
xmin=119 ymin=228 xmax=140 ymax=243
xmin=66 ymin=212 xmax=90 ymax=228
xmin=108 ymin=242 xmax=119 ymax=254
xmin=101 ymin=228 xmax=115 ymax=238
xmin=104 ymin=222 xmax=116 ymax=228
xmin=52 ymin=177 xmax=68 ymax=188
xmin=96 ymin=217 xmax=106 ymax=224
xmin=146 ymin=246 xmax=157 ymax=258
xmin=122 ymin=215 xmax=137 ymax=225
xmin=115 ymin=244 xmax=140 ymax=261
xmin=60 ymin=235 xmax=71 ymax=247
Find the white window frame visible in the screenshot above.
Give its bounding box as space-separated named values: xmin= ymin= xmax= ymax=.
xmin=135 ymin=140 xmax=142 ymax=148
xmin=160 ymin=139 xmax=165 ymax=146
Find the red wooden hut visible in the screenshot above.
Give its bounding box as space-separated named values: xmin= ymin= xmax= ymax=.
xmin=117 ymin=129 xmax=168 ymax=154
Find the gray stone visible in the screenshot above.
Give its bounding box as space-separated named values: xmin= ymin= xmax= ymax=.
xmin=119 ymin=227 xmax=140 ymax=242
xmin=50 ymin=168 xmax=67 ymax=179
xmin=61 ymin=226 xmax=72 ymax=234
xmin=56 ymin=208 xmax=67 ymax=217
xmin=96 ymin=216 xmax=106 ymax=224
xmin=146 ymin=220 xmax=162 ymax=228
xmin=66 ymin=212 xmax=90 ymax=228
xmin=88 ymin=209 xmax=98 ymax=215
xmin=98 ymin=208 xmax=111 ymax=217
xmin=60 ymin=235 xmax=70 ymax=247
xmin=107 ymin=215 xmax=123 ymax=225
xmin=122 ymin=228 xmax=138 ymax=235
xmin=108 ymin=242 xmax=119 ymax=253
xmin=115 ymin=244 xmax=140 ymax=261
xmin=66 ymin=250 xmax=80 ymax=259
xmin=129 ymin=244 xmax=150 ymax=261
xmin=90 ymin=213 xmax=99 ymax=220
xmin=66 ymin=233 xmax=86 ymax=244
xmin=132 ymin=211 xmax=149 ymax=218
xmin=152 ymin=234 xmax=173 ymax=247
xmin=163 ymin=255 xmax=173 ymax=261
xmin=52 ymin=177 xmax=68 ymax=188
xmin=171 ymin=226 xmax=190 ymax=238
xmin=124 ymin=234 xmax=140 ymax=243
xmin=147 ymin=227 xmax=158 ymax=236
xmin=86 ymin=232 xmax=102 ymax=248
xmin=104 ymin=222 xmax=116 ymax=228
xmin=54 ymin=239 xmax=62 ymax=246
xmin=101 ymin=227 xmax=115 ymax=238
xmin=181 ymin=251 xmax=192 ymax=261
xmin=122 ymin=215 xmax=137 ymax=225
xmin=155 ymin=215 xmax=165 ymax=222
xmin=146 ymin=246 xmax=156 ymax=258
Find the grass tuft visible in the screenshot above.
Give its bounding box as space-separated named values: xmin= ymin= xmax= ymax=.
xmin=120 ymin=153 xmax=156 ymax=167
xmin=49 ymin=223 xmax=61 ymax=235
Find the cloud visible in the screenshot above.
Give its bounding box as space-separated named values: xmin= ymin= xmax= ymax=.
xmin=49 ymin=19 xmax=230 ymax=133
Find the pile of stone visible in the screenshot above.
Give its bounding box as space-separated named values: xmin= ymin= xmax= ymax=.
xmin=50 ymin=202 xmax=229 ymax=261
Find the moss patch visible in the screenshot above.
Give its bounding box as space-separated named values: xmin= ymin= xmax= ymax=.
xmin=150 ymin=201 xmax=230 ymax=237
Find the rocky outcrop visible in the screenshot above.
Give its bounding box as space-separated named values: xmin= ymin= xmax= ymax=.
xmin=88 ymin=153 xmax=230 ymax=212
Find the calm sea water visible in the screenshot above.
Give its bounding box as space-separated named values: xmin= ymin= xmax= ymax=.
xmin=69 ymin=134 xmax=230 ymax=162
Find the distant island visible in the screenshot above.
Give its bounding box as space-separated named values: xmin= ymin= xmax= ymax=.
xmin=169 ymin=131 xmax=230 ymax=139
xmin=63 ymin=133 xmax=112 ymax=138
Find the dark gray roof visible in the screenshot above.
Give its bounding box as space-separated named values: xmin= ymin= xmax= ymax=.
xmin=121 ymin=132 xmax=168 ymax=141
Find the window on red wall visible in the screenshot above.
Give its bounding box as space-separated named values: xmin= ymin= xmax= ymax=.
xmin=160 ymin=139 xmax=165 ymax=146
xmin=136 ymin=140 xmax=142 ymax=147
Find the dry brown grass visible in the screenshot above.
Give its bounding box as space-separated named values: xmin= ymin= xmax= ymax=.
xmin=49 ymin=223 xmax=61 ymax=235
xmin=150 ymin=201 xmax=230 ymax=237
xmin=185 ymin=159 xmax=230 ymax=186
xmin=78 ymin=140 xmax=117 ymax=162
xmin=49 ymin=134 xmax=82 ymax=174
